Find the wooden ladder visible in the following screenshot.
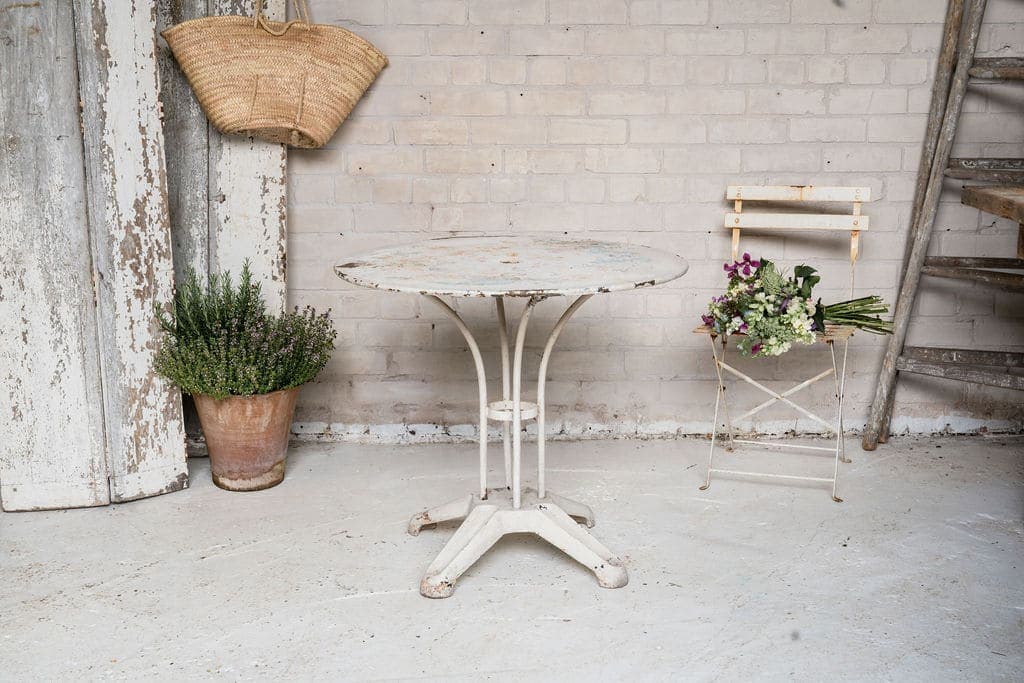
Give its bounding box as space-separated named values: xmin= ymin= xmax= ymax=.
xmin=862 ymin=0 xmax=1024 ymax=450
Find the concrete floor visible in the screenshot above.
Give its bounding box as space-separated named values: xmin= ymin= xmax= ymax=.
xmin=2 ymin=436 xmax=1022 ymax=681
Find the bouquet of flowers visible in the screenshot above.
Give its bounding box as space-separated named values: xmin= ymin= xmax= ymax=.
xmin=702 ymin=253 xmax=893 ymax=357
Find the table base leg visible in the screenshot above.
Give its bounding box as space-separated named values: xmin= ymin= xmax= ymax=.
xmin=414 ymin=489 xmax=627 ymax=598
xmin=407 ymin=494 xmax=476 ymax=537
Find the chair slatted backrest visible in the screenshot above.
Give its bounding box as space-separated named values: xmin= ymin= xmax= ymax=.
xmin=725 ymin=185 xmax=870 ymax=296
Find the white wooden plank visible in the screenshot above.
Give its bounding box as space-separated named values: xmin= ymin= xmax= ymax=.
xmin=725 ymin=213 xmax=869 ymax=230
xmin=726 ymin=186 xmax=871 ymax=202
xmin=0 ymin=1 xmax=110 ymax=511
xmin=74 ymin=0 xmax=188 ymax=502
xmin=208 ymin=0 xmax=289 ymax=313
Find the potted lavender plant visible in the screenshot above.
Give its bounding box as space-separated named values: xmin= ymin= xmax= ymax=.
xmin=155 ymin=265 xmax=336 ymax=491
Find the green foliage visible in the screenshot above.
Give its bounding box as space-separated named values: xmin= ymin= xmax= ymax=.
xmin=822 ymin=296 xmax=893 ymax=335
xmin=759 ymin=260 xmax=786 ymax=297
xmin=792 ymin=265 xmax=820 ymax=299
xmin=704 ymin=253 xmax=892 ymax=358
xmin=154 ymin=264 xmax=337 ymax=399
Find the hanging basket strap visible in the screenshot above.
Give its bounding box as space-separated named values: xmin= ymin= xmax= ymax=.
xmin=253 ymin=0 xmax=311 ymax=36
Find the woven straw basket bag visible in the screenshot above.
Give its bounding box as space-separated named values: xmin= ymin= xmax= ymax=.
xmin=162 ymin=0 xmax=387 ymax=149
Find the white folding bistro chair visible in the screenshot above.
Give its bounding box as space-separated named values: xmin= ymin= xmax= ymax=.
xmin=695 ymin=185 xmax=870 ymax=502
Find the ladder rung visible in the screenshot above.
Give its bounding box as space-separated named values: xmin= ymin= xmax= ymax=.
xmin=902 ymin=346 xmax=1024 ymax=368
xmin=896 ymin=357 xmax=1024 ymax=392
xmin=969 ymin=57 xmax=1024 ymax=80
xmin=920 ymin=265 xmax=1024 ymax=291
xmin=924 ymin=256 xmax=1024 ymax=270
xmin=945 ymin=158 xmax=1024 ymax=183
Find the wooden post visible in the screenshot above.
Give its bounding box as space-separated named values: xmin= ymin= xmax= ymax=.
xmin=73 ymin=0 xmax=188 ymax=500
xmin=0 ymin=2 xmax=110 ymax=511
xmin=862 ymin=0 xmax=988 ymax=450
xmin=157 ymin=0 xmax=211 ymax=445
xmin=157 ymin=0 xmax=211 ymax=283
xmin=207 ymin=0 xmax=289 ymax=313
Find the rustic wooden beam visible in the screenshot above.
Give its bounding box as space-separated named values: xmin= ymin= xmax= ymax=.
xmin=968 ymin=57 xmax=1024 ymax=80
xmin=896 ymin=358 xmax=1024 ymax=392
xmin=921 ymin=265 xmax=1024 ymax=291
xmin=924 ymin=256 xmax=1024 ymax=269
xmin=864 ymin=0 xmax=985 ymax=451
xmin=0 ymin=2 xmax=110 ymax=511
xmin=948 ymin=158 xmax=1024 ymax=171
xmin=208 ymin=0 xmax=289 ymax=313
xmin=73 ymin=0 xmax=188 ymax=502
xmin=157 ymin=0 xmax=211 ymax=283
xmin=961 ymin=185 xmax=1024 ymax=223
xmin=902 ymin=346 xmax=1024 ymax=367
xmin=156 ymin=0 xmax=212 ymax=449
xmin=945 ymin=158 xmax=1024 ymax=183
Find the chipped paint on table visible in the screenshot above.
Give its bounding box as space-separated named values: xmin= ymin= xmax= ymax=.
xmin=335 ymin=236 xmax=689 ymax=297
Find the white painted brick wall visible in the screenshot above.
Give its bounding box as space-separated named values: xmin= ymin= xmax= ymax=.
xmin=290 ymin=0 xmax=1024 ymax=441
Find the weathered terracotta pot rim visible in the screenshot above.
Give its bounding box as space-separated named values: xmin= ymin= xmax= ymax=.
xmin=191 ymin=385 xmax=302 ymax=401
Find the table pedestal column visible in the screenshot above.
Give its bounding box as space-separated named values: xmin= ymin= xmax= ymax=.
xmin=410 ymin=294 xmax=629 ymax=598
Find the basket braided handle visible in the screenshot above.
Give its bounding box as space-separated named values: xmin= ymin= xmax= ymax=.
xmin=253 ymin=0 xmax=311 ymax=36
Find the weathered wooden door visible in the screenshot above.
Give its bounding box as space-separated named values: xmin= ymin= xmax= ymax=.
xmin=0 ymin=1 xmax=188 ymax=510
xmin=1 ymin=1 xmax=289 ymax=510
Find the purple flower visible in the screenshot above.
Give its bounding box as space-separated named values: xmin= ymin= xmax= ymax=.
xmin=750 ymin=342 xmax=762 ymax=355
xmin=701 ymin=314 xmax=714 ymax=326
xmin=739 ymin=322 xmax=748 ymax=333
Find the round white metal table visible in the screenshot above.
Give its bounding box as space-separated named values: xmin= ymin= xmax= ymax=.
xmin=336 ymin=236 xmax=688 ymax=597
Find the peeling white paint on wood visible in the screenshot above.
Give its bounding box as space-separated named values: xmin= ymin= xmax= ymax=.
xmin=156 ymin=0 xmax=210 ymax=283
xmin=73 ymin=0 xmax=188 ymax=501
xmin=0 ymin=2 xmax=110 ymax=511
xmin=157 ymin=0 xmax=211 ymax=443
xmin=208 ymin=0 xmax=289 ymax=313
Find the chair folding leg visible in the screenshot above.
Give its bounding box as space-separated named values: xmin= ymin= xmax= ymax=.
xmin=699 ymin=335 xmax=848 ymax=502
xmin=834 ymin=338 xmax=852 ymax=465
xmin=701 ymin=336 xmax=732 ymax=491
xmin=828 ymin=341 xmax=844 ymax=503
xmin=700 ymin=374 xmax=723 ymax=491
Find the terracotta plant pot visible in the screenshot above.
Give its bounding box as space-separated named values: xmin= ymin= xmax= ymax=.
xmin=192 ymin=387 xmax=300 ymax=491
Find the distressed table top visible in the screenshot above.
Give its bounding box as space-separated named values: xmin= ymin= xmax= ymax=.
xmin=334 ymin=236 xmax=689 ymax=297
